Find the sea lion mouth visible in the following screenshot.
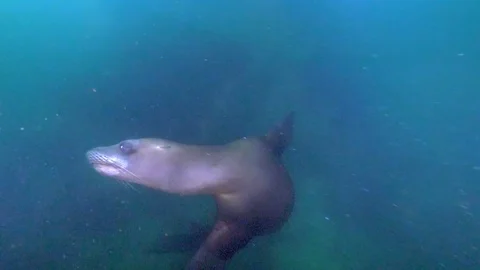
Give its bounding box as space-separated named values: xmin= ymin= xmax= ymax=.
xmin=91 ymin=163 xmax=121 ymax=176
xmin=86 ymin=148 xmax=142 ymax=191
xmin=86 ymin=150 xmax=125 ymax=176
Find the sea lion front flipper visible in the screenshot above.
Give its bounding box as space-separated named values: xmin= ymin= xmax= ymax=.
xmin=262 ymin=111 xmax=295 ymax=157
xmin=185 ymin=221 xmax=252 ymax=270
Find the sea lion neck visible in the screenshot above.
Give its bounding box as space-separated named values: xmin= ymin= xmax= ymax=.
xmin=168 ymin=143 xmax=233 ymax=195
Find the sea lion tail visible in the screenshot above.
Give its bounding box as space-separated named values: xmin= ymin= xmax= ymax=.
xmin=263 ymin=111 xmax=295 ymax=157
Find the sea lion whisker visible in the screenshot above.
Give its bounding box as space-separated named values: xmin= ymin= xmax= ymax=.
xmin=115 ymin=167 xmax=140 ymax=192
xmin=115 ymin=177 xmax=134 ymax=190
xmin=96 ymin=160 xmax=141 ymax=192
xmin=121 ymin=178 xmax=139 ymax=192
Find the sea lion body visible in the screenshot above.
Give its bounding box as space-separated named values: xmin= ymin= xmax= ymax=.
xmin=86 ymin=113 xmax=295 ymax=269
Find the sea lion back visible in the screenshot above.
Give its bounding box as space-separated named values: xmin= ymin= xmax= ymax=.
xmin=215 ymin=112 xmax=296 ymax=233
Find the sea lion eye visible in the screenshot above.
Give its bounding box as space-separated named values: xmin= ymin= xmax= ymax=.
xmin=119 ymin=141 xmax=135 ymax=155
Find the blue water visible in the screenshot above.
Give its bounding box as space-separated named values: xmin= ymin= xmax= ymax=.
xmin=1 ymin=1 xmax=479 ymax=269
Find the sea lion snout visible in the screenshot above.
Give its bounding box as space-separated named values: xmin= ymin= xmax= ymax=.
xmin=86 ymin=147 xmax=128 ymax=177
xmin=86 ymin=140 xmax=139 ymax=177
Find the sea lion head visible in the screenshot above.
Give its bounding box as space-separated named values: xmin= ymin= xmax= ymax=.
xmin=86 ymin=138 xmax=176 ymax=185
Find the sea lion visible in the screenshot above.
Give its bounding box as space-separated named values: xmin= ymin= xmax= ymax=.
xmin=86 ymin=112 xmax=295 ymax=269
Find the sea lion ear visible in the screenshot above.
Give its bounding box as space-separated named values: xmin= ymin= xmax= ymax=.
xmin=154 ymin=144 xmax=172 ymax=150
xmin=262 ymin=111 xmax=295 ymax=157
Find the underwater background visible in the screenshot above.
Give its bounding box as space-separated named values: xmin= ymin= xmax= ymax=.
xmin=1 ymin=0 xmax=480 ymax=269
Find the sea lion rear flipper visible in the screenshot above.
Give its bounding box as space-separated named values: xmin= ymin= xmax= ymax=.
xmin=263 ymin=111 xmax=295 ymax=157
xmin=185 ymin=221 xmax=252 ymax=270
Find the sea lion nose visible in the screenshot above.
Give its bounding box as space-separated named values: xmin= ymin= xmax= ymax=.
xmin=86 ymin=149 xmax=100 ymax=163
xmin=86 ymin=150 xmax=93 ymax=162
